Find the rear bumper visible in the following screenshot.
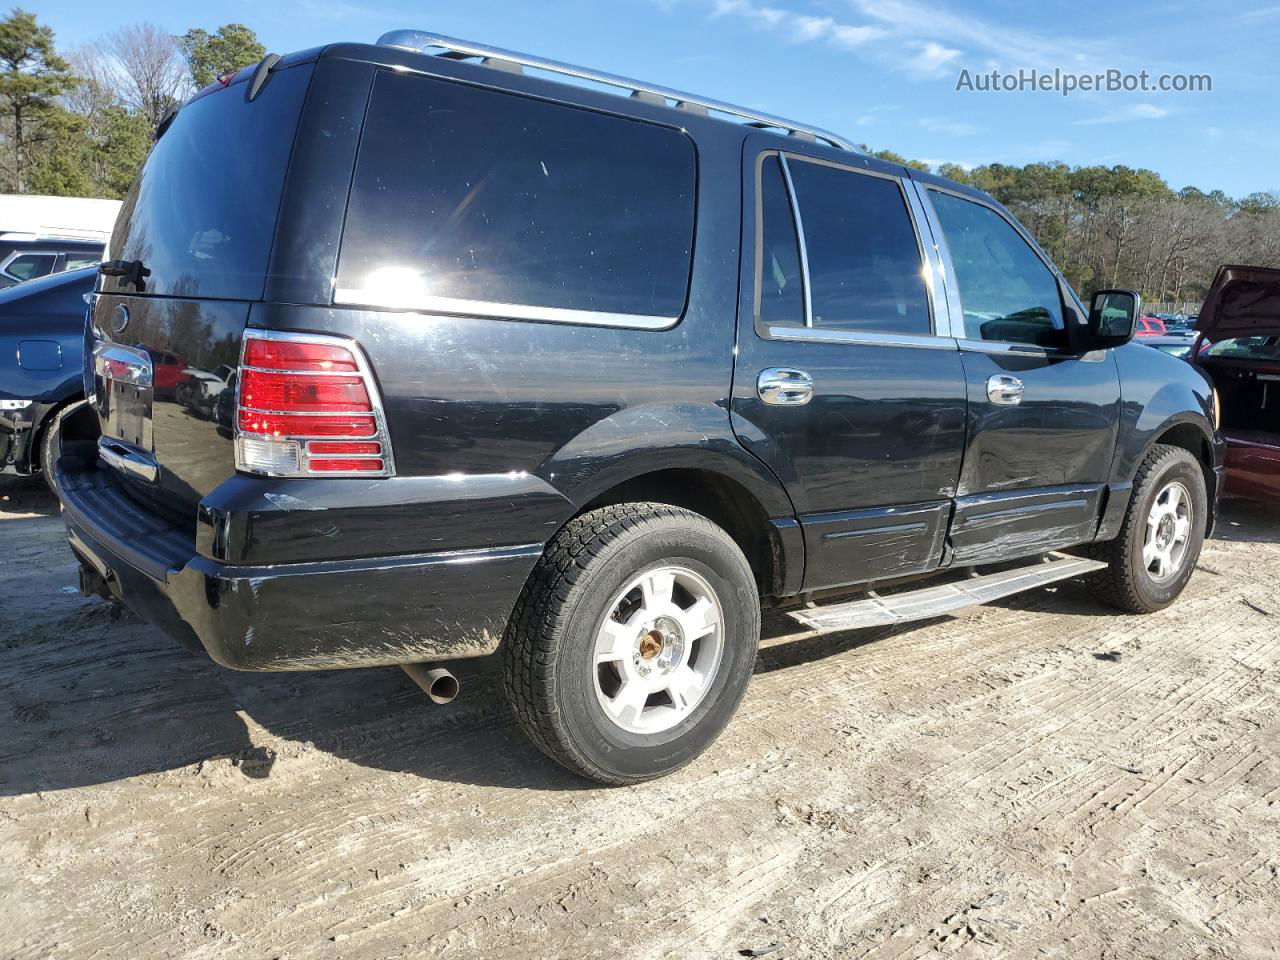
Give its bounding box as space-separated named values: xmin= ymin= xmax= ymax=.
xmin=56 ymin=450 xmax=541 ymax=672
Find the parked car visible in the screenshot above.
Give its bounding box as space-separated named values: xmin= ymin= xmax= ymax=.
xmin=52 ymin=32 xmax=1224 ymax=784
xmin=1141 ymin=335 xmax=1198 ymax=359
xmin=0 ymin=267 xmax=94 ymax=484
xmin=0 ymin=194 xmax=120 ymax=288
xmin=1135 ymin=315 xmax=1168 ymax=336
xmin=1193 ymin=266 xmax=1280 ymax=502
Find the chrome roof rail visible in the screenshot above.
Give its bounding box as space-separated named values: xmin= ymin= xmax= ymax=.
xmin=376 ymin=29 xmax=860 ymax=153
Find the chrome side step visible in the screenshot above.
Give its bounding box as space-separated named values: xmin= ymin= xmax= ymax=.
xmin=788 ymin=554 xmax=1107 ymax=634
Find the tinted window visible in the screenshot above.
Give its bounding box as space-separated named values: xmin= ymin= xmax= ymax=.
xmin=785 ymin=159 xmax=929 ymax=335
xmin=108 ymin=64 xmax=312 ymax=300
xmin=930 ymin=190 xmax=1065 ymax=347
xmin=64 ymin=253 xmax=101 ymax=271
xmin=337 ymin=71 xmax=696 ymax=320
xmin=756 ymin=155 xmax=804 ymax=327
xmin=6 ymin=253 xmax=56 ymax=280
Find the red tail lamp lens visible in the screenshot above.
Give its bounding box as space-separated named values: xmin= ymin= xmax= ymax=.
xmin=238 ymin=410 xmax=378 ymax=438
xmin=307 ymin=441 xmax=382 ymax=455
xmin=243 ymin=338 xmax=359 ymax=373
xmin=308 ymin=458 xmax=385 ymax=472
xmin=239 ymin=370 xmax=371 ymax=412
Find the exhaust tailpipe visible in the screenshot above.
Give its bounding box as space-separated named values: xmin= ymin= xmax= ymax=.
xmin=402 ymin=663 xmax=459 ymax=704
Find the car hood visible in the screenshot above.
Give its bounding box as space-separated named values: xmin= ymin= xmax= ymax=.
xmin=1197 ymin=264 xmax=1280 ymax=341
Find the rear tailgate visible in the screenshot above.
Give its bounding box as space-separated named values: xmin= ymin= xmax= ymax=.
xmin=90 ymin=60 xmax=315 ymax=519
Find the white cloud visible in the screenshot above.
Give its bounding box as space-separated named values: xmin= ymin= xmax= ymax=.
xmin=710 ymin=0 xmax=887 ymax=53
xmin=1236 ymin=4 xmax=1280 ymax=21
xmin=919 ymin=115 xmax=982 ymax=136
xmin=851 ymin=0 xmax=1104 ymax=71
xmin=904 ymin=40 xmax=961 ymax=77
xmin=1073 ymin=102 xmax=1170 ymax=126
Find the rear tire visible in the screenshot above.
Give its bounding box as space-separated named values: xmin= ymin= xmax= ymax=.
xmin=38 ymin=410 xmax=62 ymax=494
xmin=502 ymin=503 xmax=760 ymax=785
xmin=1081 ymin=443 xmax=1207 ymax=613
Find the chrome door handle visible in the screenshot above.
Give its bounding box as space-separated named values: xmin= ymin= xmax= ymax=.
xmin=986 ymin=374 xmax=1024 ymax=405
xmin=758 ymin=368 xmax=813 ymax=406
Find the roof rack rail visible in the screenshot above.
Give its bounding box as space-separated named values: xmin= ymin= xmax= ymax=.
xmin=376 ymin=29 xmax=860 ymax=153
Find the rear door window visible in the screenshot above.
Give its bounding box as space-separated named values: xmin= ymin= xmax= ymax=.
xmin=755 ymin=154 xmax=805 ymax=328
xmin=107 ymin=63 xmax=313 ymax=301
xmin=785 ymin=158 xmax=931 ymax=335
xmin=336 ymin=71 xmax=696 ymax=324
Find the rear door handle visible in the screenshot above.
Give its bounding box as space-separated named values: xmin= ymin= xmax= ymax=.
xmin=758 ymin=368 xmax=813 ymax=406
xmin=986 ymin=374 xmax=1024 ymax=405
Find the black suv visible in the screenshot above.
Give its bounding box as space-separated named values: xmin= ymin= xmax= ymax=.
xmin=54 ymin=31 xmax=1224 ymax=784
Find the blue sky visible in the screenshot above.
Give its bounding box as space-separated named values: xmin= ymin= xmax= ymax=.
xmin=33 ymin=0 xmax=1280 ymax=198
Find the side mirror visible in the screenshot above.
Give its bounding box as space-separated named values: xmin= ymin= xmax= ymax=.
xmin=1085 ymin=289 xmax=1142 ymax=348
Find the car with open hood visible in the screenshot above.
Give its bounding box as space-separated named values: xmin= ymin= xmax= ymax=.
xmin=1193 ymin=265 xmax=1280 ymax=502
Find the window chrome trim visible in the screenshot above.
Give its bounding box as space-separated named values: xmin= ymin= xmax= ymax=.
xmin=332 ymin=288 xmax=677 ymax=331
xmin=956 ymin=338 xmax=1053 ymax=356
xmin=902 ymin=178 xmax=956 ymax=339
xmin=776 ymin=155 xmax=813 ymax=327
xmin=752 ymin=148 xmax=952 ymax=347
xmin=767 ymin=325 xmax=959 ymax=350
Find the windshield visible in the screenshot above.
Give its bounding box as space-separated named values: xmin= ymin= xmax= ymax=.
xmin=1205 ymin=336 xmax=1280 ymax=361
xmin=107 ymin=63 xmax=312 ymax=301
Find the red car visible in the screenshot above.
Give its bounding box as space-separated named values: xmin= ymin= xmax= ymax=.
xmin=1193 ymin=265 xmax=1280 ymax=502
xmin=1135 ymin=315 xmax=1168 ymax=337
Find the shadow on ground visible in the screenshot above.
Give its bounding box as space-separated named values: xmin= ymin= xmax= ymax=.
xmin=3 ymin=483 xmax=1275 ymax=798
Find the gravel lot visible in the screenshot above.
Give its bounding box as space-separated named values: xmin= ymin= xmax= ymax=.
xmin=2 ymin=476 xmax=1278 ymax=960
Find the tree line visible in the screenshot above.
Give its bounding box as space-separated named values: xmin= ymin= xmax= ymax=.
xmin=1 ymin=8 xmax=1275 ymax=305
xmin=0 ymin=9 xmax=264 ymax=197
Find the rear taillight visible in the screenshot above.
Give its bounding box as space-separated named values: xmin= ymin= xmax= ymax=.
xmin=234 ymin=331 xmax=395 ymax=477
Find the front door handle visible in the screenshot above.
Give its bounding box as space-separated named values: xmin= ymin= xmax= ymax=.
xmin=758 ymin=368 xmax=814 ymax=406
xmin=986 ymin=374 xmax=1025 ymax=405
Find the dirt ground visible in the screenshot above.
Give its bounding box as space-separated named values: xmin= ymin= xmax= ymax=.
xmin=2 ymin=476 xmax=1278 ymax=960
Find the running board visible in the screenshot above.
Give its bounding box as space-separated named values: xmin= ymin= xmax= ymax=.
xmin=788 ymin=555 xmax=1108 ymax=634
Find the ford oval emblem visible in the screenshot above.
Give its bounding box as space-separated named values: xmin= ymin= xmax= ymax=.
xmin=111 ymin=304 xmax=129 ymax=334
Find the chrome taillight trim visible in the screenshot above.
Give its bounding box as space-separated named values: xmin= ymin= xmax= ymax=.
xmin=235 ymin=329 xmax=397 ymax=478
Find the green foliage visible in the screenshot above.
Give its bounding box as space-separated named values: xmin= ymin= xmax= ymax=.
xmin=178 ymin=23 xmax=265 ymax=89
xmin=0 ymin=8 xmax=77 ymax=191
xmin=25 ymin=104 xmax=91 ymax=195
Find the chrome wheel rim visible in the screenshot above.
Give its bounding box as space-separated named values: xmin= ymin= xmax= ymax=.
xmin=1143 ymin=480 xmax=1193 ymax=583
xmin=592 ymin=565 xmax=725 ymax=735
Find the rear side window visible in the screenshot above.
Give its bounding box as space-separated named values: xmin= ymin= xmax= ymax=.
xmin=4 ymin=253 xmax=56 ymax=281
xmin=755 ymin=155 xmax=804 ymax=328
xmin=336 ymin=71 xmax=696 ymax=323
xmin=786 ymin=159 xmax=930 ymax=335
xmin=107 ymin=64 xmax=313 ymax=300
xmin=930 ymin=190 xmax=1065 ymax=347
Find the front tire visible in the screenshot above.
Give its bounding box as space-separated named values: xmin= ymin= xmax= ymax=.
xmin=502 ymin=503 xmax=760 ymax=785
xmin=1082 ymin=443 xmax=1207 ymax=613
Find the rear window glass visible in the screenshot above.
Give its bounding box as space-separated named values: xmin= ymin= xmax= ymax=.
xmin=786 ymin=159 xmax=930 ymax=335
xmin=336 ymin=71 xmax=696 ymax=322
xmin=107 ymin=64 xmax=312 ymax=301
